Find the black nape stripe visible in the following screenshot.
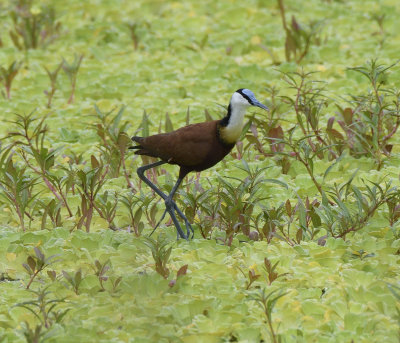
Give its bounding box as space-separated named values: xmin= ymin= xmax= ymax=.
xmin=236 ymin=88 xmax=253 ymax=105
xmin=220 ymin=103 xmax=232 ymax=127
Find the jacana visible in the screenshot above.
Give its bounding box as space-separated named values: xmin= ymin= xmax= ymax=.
xmin=130 ymin=89 xmax=268 ymax=240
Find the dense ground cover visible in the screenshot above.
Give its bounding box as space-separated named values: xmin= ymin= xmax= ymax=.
xmin=0 ymin=0 xmax=399 ymax=342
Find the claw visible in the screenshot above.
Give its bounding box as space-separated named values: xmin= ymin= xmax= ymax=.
xmin=184 ymin=219 xmax=194 ymax=238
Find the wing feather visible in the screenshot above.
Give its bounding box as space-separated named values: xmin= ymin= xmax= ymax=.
xmin=133 ymin=121 xmax=218 ymax=166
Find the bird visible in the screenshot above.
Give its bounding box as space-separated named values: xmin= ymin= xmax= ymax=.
xmin=130 ymin=89 xmax=269 ymax=240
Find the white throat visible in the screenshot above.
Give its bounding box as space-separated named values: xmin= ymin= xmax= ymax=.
xmin=220 ymin=92 xmax=251 ymax=143
xmin=224 ymin=104 xmax=247 ymax=141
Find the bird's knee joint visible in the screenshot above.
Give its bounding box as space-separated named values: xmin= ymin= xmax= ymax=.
xmin=165 ymin=197 xmax=173 ymax=208
xmin=137 ymin=167 xmax=145 ymax=178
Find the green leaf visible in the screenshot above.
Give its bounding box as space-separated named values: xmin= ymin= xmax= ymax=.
xmin=165 ymin=112 xmax=174 ymax=133
xmin=27 ymin=256 xmax=36 ymax=271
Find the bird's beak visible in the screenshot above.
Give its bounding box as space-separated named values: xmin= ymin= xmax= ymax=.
xmin=253 ymin=101 xmax=269 ymax=111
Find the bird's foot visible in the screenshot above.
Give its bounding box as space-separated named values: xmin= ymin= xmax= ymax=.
xmin=151 ymin=198 xmax=193 ymax=240
xmin=183 ymin=218 xmax=194 ymax=239
xmin=170 ymin=200 xmax=194 ymax=238
xmin=165 ymin=198 xmax=188 ymax=240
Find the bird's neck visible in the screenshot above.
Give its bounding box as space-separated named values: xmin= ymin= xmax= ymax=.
xmin=218 ymin=103 xmax=247 ymax=144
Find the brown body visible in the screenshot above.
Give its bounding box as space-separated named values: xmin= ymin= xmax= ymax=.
xmin=132 ymin=120 xmax=234 ymax=179
xmin=132 ymin=89 xmax=268 ymax=239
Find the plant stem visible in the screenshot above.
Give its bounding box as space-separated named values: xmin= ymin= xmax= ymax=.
xmin=16 ymin=203 xmax=25 ymax=232
xmin=266 ymin=312 xmax=278 ymax=343
xmin=381 ymin=117 xmax=400 ymax=149
xmin=277 ymin=0 xmax=288 ymax=31
xmin=23 ymin=155 xmax=73 ymax=216
xmin=68 ymin=79 xmax=75 ymax=104
xmin=26 ymin=270 xmax=40 ymax=289
xmin=335 ymin=197 xmax=386 ymax=239
xmin=303 ymin=160 xmax=323 ymax=196
xmin=20 ymin=123 xmax=74 ymax=216
xmin=121 ymin=151 xmax=136 ymax=190
xmin=47 ymin=87 xmax=56 ymax=108
xmin=85 ymin=204 xmax=93 ymax=233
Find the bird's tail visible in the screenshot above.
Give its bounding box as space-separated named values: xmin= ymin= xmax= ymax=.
xmin=129 ymin=136 xmax=143 ymax=150
xmin=129 ymin=136 xmax=157 ymax=157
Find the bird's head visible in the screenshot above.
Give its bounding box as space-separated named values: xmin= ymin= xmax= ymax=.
xmin=231 ymin=89 xmax=269 ymax=111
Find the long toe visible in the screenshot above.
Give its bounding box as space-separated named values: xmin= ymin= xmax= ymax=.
xmin=150 ymin=209 xmax=168 ymax=236
xmin=173 ymin=204 xmax=193 ymax=239
xmin=185 ymin=220 xmax=194 ymax=239
xmin=174 ymin=203 xmax=189 ymax=222
xmin=165 ymin=198 xmax=190 ymax=240
xmin=166 ymin=207 xmax=188 ymax=240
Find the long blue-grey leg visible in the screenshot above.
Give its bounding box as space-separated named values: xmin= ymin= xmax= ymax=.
xmin=137 ymin=161 xmax=192 ymax=234
xmin=137 ymin=161 xmax=167 ymax=199
xmin=152 ymin=177 xmax=194 ymax=239
xmin=164 ymin=177 xmax=193 ymax=239
xmin=137 ymin=161 xmax=191 ymax=239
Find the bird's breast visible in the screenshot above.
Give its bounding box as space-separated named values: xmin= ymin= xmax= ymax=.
xmin=218 ymin=125 xmax=242 ymax=145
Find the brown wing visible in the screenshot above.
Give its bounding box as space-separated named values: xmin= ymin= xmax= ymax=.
xmin=133 ymin=121 xmax=219 ymax=166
